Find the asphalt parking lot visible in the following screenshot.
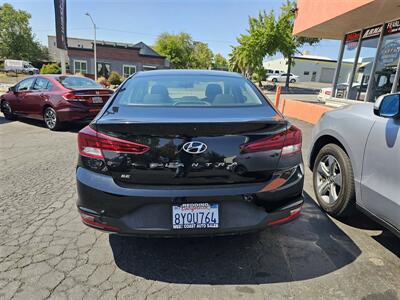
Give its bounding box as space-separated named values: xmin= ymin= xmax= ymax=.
xmin=0 ymin=114 xmax=399 ymax=300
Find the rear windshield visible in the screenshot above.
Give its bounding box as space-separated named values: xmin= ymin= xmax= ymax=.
xmin=113 ymin=74 xmax=264 ymax=107
xmin=58 ymin=76 xmax=102 ymax=89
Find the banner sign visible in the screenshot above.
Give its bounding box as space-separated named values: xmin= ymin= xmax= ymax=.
xmin=385 ymin=19 xmax=400 ymax=35
xmin=54 ymin=0 xmax=68 ymax=49
xmin=362 ymin=25 xmax=383 ymax=40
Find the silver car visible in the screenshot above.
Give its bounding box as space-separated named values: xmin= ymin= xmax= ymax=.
xmin=308 ymin=93 xmax=400 ymax=237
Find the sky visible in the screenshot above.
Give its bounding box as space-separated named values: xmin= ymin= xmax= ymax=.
xmin=1 ymin=0 xmax=341 ymax=60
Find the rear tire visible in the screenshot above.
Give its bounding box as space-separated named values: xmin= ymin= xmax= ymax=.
xmin=272 ymin=78 xmax=278 ymax=83
xmin=290 ymin=79 xmax=296 ymax=83
xmin=43 ymin=107 xmax=63 ymax=131
xmin=313 ymin=144 xmax=355 ymax=217
xmin=1 ymin=101 xmax=17 ymax=120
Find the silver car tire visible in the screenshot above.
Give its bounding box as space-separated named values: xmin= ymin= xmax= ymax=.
xmin=313 ymin=143 xmax=355 ymax=217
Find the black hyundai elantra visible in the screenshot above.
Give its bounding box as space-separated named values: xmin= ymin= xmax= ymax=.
xmin=76 ymin=70 xmax=304 ymax=236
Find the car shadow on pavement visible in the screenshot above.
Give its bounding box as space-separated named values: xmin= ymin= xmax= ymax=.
xmin=109 ymin=192 xmax=361 ymax=284
xmin=337 ymin=209 xmax=400 ymax=257
xmin=0 ymin=115 xmax=13 ymax=125
xmin=0 ymin=115 xmax=87 ymax=132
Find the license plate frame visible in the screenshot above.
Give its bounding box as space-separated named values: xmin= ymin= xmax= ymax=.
xmin=91 ymin=96 xmax=103 ymax=103
xmin=172 ymin=203 xmax=219 ymax=229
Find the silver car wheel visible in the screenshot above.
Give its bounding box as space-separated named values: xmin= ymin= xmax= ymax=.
xmin=44 ymin=108 xmax=57 ymax=129
xmin=316 ymin=154 xmax=342 ymax=205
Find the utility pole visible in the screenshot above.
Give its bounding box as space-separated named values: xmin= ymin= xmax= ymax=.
xmin=85 ymin=13 xmax=97 ymax=80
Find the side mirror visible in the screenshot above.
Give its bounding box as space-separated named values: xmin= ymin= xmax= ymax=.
xmin=8 ymin=86 xmax=16 ymax=93
xmin=374 ymin=93 xmax=400 ymax=118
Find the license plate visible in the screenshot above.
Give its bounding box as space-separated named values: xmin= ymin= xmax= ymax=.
xmin=92 ymin=96 xmax=103 ymax=103
xmin=172 ymin=203 xmax=219 ymax=229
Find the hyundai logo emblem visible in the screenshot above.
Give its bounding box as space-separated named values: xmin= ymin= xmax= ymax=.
xmin=182 ymin=141 xmax=207 ymax=154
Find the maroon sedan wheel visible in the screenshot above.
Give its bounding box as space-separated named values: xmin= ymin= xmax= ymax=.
xmin=2 ymin=101 xmax=17 ymax=120
xmin=43 ymin=107 xmax=62 ymax=131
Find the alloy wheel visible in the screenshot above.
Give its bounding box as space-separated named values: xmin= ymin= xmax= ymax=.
xmin=316 ymin=154 xmax=342 ymax=205
xmin=44 ymin=108 xmax=57 ymax=129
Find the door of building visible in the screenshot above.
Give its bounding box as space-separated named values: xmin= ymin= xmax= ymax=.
xmin=311 ymin=71 xmax=317 ymax=81
xmin=97 ymin=63 xmax=111 ymax=78
xmin=320 ymin=68 xmax=335 ymax=83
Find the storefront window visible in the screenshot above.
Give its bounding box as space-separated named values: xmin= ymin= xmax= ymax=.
xmin=348 ymin=27 xmax=381 ymax=100
xmin=335 ymin=32 xmax=360 ymax=98
xmin=369 ymin=20 xmax=400 ymax=101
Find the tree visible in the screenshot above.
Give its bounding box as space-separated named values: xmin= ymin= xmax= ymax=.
xmin=191 ymin=42 xmax=213 ymax=69
xmin=0 ymin=3 xmax=48 ymax=62
xmin=229 ymin=10 xmax=278 ymax=79
xmin=154 ymin=32 xmax=194 ymax=69
xmin=277 ymin=1 xmax=319 ymax=89
xmin=213 ymin=53 xmax=228 ymax=70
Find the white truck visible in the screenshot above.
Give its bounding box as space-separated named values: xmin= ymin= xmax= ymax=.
xmin=3 ymin=59 xmax=39 ymax=75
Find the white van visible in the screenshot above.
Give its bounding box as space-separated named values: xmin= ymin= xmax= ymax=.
xmin=4 ymin=59 xmax=39 ymax=75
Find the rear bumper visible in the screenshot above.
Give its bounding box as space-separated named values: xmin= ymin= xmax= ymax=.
xmin=57 ymin=107 xmax=102 ymax=122
xmin=76 ymin=165 xmax=304 ymax=237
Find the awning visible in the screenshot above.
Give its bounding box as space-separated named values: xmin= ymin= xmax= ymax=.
xmin=294 ymin=0 xmax=400 ymax=39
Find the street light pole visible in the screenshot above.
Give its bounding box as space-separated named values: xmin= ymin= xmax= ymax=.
xmin=85 ymin=13 xmax=97 ymax=81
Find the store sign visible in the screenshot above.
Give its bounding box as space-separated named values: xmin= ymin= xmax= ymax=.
xmin=362 ymin=25 xmax=383 ymax=40
xmin=346 ymin=32 xmax=360 ymax=42
xmin=345 ymin=31 xmax=360 ymax=50
xmin=379 ymin=41 xmax=400 ymax=67
xmin=386 ymin=19 xmax=400 ymax=35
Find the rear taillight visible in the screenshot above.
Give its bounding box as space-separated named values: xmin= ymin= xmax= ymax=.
xmin=63 ymin=92 xmax=86 ymax=102
xmin=324 ymin=90 xmax=332 ymax=95
xmin=240 ymin=125 xmax=302 ymax=156
xmin=79 ymin=211 xmax=120 ymax=232
xmin=78 ymin=125 xmax=150 ymax=159
xmin=281 ymin=125 xmax=302 ymax=156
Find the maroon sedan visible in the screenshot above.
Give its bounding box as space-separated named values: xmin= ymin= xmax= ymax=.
xmin=0 ymin=75 xmax=113 ymax=130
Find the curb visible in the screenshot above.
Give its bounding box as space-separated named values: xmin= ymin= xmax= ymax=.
xmin=279 ymin=98 xmax=333 ymax=124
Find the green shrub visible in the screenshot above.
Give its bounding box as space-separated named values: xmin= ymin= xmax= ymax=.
xmin=108 ymin=71 xmax=122 ymax=85
xmin=40 ymin=63 xmax=61 ymax=74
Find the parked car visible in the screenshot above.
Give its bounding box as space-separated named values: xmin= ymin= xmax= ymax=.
xmin=76 ymin=70 xmax=304 ymax=236
xmin=0 ymin=75 xmax=113 ymax=130
xmin=3 ymin=59 xmax=39 ymax=75
xmin=267 ymin=73 xmax=299 ymax=83
xmin=317 ymin=83 xmax=367 ymax=102
xmin=308 ymin=93 xmax=400 ymax=237
xmin=317 ymin=87 xmax=332 ymax=102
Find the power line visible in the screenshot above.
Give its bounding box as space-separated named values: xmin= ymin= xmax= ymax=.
xmin=97 ymin=27 xmax=236 ymax=45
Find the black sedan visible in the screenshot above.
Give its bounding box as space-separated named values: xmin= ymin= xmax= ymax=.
xmin=76 ymin=70 xmax=304 ymax=236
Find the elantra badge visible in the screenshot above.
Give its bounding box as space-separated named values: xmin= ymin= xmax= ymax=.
xmin=182 ymin=141 xmax=207 ymax=154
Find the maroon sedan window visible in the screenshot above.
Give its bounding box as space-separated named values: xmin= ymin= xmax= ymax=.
xmin=16 ymin=78 xmax=35 ymax=91
xmin=32 ymin=78 xmax=51 ymax=91
xmin=58 ymin=76 xmax=102 ymax=89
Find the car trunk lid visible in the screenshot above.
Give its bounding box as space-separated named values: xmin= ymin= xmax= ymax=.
xmin=91 ymin=106 xmax=292 ymax=186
